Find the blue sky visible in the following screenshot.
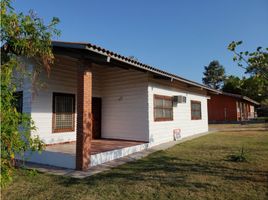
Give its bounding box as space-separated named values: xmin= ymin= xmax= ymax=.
xmin=13 ymin=0 xmax=268 ymax=83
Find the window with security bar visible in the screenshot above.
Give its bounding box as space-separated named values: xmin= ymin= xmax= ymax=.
xmin=52 ymin=93 xmax=75 ymax=132
xmin=191 ymin=100 xmax=202 ymax=120
xmin=154 ymin=95 xmax=173 ymax=121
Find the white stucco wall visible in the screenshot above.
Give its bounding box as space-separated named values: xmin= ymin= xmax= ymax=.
xmin=22 ymin=56 xmax=209 ymax=146
xmin=26 ymin=57 xmax=149 ymax=144
xmin=148 ymin=82 xmax=209 ymax=146
xmin=100 ymin=67 xmax=149 ymax=142
xmin=29 ymin=57 xmax=102 ymax=144
xmin=30 ymin=58 xmax=77 ymax=144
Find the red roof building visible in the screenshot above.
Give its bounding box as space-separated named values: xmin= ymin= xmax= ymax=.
xmin=208 ymin=92 xmax=259 ymax=123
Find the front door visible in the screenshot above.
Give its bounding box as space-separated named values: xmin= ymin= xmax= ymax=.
xmin=92 ymin=97 xmax=102 ymax=139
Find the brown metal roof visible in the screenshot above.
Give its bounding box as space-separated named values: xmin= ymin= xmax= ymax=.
xmin=52 ymin=40 xmax=221 ymax=93
xmin=52 ymin=41 xmax=260 ymax=105
xmin=221 ymin=92 xmax=260 ymax=105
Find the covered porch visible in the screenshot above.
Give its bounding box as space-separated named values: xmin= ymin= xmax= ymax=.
xmin=72 ymin=57 xmax=148 ymax=170
xmin=27 ymin=42 xmax=150 ymax=170
xmin=54 ymin=44 xmax=150 ymax=170
xmin=26 ymin=139 xmax=148 ymax=169
xmin=46 ymin=139 xmax=146 ymax=155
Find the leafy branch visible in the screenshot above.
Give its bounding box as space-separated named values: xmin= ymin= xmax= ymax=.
xmin=1 ymin=0 xmax=60 ymax=186
xmin=228 ymin=41 xmax=268 ymax=80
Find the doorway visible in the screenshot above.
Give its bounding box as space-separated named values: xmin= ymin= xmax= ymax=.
xmin=92 ymin=97 xmax=102 ymax=139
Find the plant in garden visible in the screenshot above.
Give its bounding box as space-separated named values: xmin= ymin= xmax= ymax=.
xmin=1 ymin=0 xmax=60 ymax=186
xmin=227 ymin=146 xmax=247 ymax=162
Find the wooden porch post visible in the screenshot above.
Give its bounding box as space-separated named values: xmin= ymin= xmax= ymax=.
xmin=76 ymin=62 xmax=92 ymax=171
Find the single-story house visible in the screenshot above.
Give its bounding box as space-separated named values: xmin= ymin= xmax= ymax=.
xmin=17 ymin=41 xmax=220 ymax=170
xmin=207 ymin=92 xmax=259 ymax=123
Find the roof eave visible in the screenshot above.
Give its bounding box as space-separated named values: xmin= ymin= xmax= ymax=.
xmin=84 ymin=45 xmax=220 ymax=93
xmin=221 ymin=91 xmax=260 ymax=105
xmin=51 ymin=41 xmax=220 ymax=93
xmin=242 ymin=96 xmax=260 ymax=105
xmin=52 ymin=41 xmax=88 ymax=50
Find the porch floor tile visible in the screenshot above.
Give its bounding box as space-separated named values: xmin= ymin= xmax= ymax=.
xmin=45 ymin=139 xmax=145 ymax=155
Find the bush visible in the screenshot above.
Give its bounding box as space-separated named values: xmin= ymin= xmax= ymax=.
xmin=1 ymin=0 xmax=59 ymax=186
xmin=1 ymin=60 xmax=45 ymax=186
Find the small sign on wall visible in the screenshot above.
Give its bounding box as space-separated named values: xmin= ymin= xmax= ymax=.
xmin=173 ymin=128 xmax=181 ymax=141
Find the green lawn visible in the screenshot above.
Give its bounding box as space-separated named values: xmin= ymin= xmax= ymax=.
xmin=209 ymin=123 xmax=267 ymax=131
xmin=2 ymin=130 xmax=268 ymax=200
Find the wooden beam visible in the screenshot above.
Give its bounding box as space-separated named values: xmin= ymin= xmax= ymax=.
xmin=153 ymin=74 xmax=171 ymax=80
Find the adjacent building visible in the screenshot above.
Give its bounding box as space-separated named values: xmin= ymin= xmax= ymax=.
xmin=208 ymin=92 xmax=259 ymax=123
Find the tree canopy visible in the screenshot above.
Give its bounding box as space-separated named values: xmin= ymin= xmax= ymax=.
xmin=228 ymin=41 xmax=268 ymax=80
xmin=222 ymin=76 xmax=266 ymax=103
xmin=202 ymin=60 xmax=226 ymax=89
xmin=1 ymin=0 xmax=60 ymax=186
xmin=222 ymin=75 xmax=242 ymax=94
xmin=227 ymin=41 xmax=268 ymax=109
xmin=203 ymin=41 xmax=267 ymax=115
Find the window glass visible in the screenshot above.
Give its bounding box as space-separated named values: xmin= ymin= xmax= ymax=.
xmin=53 ymin=93 xmax=75 ymax=132
xmin=191 ymin=101 xmax=201 ymax=120
xmin=154 ymin=95 xmax=173 ymax=121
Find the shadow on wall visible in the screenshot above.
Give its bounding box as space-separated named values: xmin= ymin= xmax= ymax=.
xmin=21 ymin=150 xmax=76 ymax=169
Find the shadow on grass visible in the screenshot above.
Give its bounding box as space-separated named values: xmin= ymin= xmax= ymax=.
xmin=56 ymin=151 xmax=268 ymax=190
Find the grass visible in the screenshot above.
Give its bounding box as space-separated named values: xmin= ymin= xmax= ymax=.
xmin=257 ymin=117 xmax=268 ymax=120
xmin=209 ymin=123 xmax=267 ymax=130
xmin=2 ymin=130 xmax=268 ymax=200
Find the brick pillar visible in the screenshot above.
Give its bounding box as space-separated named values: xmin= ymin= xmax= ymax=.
xmin=76 ymin=63 xmax=92 ymax=171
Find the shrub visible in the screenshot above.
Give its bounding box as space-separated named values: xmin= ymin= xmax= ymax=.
xmin=1 ymin=0 xmax=60 ymax=186
xmin=227 ymin=146 xmax=247 ymax=162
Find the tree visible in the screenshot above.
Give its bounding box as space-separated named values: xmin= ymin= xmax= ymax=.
xmin=242 ymin=76 xmax=267 ymax=103
xmin=1 ymin=0 xmax=60 ymax=186
xmin=222 ymin=75 xmax=243 ymax=94
xmin=202 ymin=60 xmax=226 ymax=89
xmin=227 ymin=41 xmax=268 ymax=113
xmin=222 ymin=76 xmax=266 ymax=103
xmin=228 ymin=41 xmax=268 ymax=80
